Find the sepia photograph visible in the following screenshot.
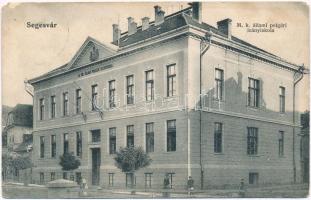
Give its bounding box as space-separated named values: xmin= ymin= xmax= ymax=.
xmin=1 ymin=1 xmax=310 ymax=198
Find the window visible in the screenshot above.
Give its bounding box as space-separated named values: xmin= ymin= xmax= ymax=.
xmin=109 ymin=128 xmax=116 ymax=154
xmin=145 ymin=173 xmax=152 ymax=188
xmin=279 ymin=131 xmax=284 ymax=156
xmin=248 ymin=78 xmax=260 ymax=107
xmin=109 ymin=80 xmax=116 ymax=108
xmin=91 ymin=84 xmax=98 ymax=111
xmin=76 ymin=131 xmax=82 ymax=157
xmin=214 ymin=123 xmax=223 ymax=153
xmin=146 ymin=123 xmax=154 ymax=153
xmin=51 ymin=135 xmax=56 ymax=158
xmin=91 ymin=129 xmax=101 ymax=143
xmin=51 ymin=96 xmax=56 ymax=118
xmin=279 ymin=87 xmax=285 ymax=113
xmin=76 ymin=172 xmax=82 ymax=185
xmin=40 ymin=136 xmax=45 ymax=158
xmin=167 ymin=173 xmax=175 ymax=189
xmin=76 ymin=89 xmax=82 ymax=114
xmin=63 ymin=172 xmax=68 ymax=180
xmin=146 ymin=70 xmax=154 ymax=101
xmin=63 ymin=92 xmax=68 ymax=116
xmin=50 ymin=172 xmax=55 ymax=181
xmin=63 ymin=133 xmax=69 ymax=154
xmin=126 ymin=75 xmax=134 ymax=104
xmin=108 ymin=173 xmax=114 ymax=187
xmin=39 ymin=98 xmax=45 ymax=120
xmin=127 ymin=125 xmax=134 ymax=147
xmin=167 ymin=64 xmax=176 ymax=97
xmin=167 ymin=120 xmax=176 ymax=152
xmin=40 ymin=172 xmax=44 ymax=184
xmin=249 ymin=172 xmax=259 ymax=185
xmin=126 ymin=173 xmax=135 ymax=188
xmin=247 ymin=127 xmax=258 ymax=155
xmin=215 ymin=69 xmax=224 ymax=100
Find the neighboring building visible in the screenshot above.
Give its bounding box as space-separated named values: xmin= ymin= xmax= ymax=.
xmin=28 ymin=3 xmax=305 ymax=189
xmin=2 ymin=104 xmax=33 ymax=181
xmin=3 ymin=104 xmax=33 ymax=152
xmin=300 ymin=111 xmax=309 ymax=183
xmin=2 ymin=105 xmax=13 ymax=153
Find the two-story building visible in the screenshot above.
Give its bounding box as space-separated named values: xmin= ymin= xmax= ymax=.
xmin=28 ymin=3 xmax=305 ymax=189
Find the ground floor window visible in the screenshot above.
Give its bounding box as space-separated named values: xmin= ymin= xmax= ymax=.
xmin=144 ymin=173 xmax=152 ymax=188
xmin=39 ymin=172 xmax=44 ymax=185
xmin=167 ymin=173 xmax=175 ymax=189
xmin=108 ymin=173 xmax=114 ymax=187
xmin=63 ymin=172 xmax=68 ymax=180
xmin=126 ymin=173 xmax=135 ymax=188
xmin=76 ymin=172 xmax=82 ymax=185
xmin=50 ymin=172 xmax=55 ymax=181
xmin=249 ymin=172 xmax=259 ymax=185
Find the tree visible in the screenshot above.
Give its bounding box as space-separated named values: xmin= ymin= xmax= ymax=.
xmin=2 ymin=152 xmax=33 ymax=184
xmin=59 ymin=152 xmax=81 ymax=180
xmin=114 ymin=146 xmax=152 ymax=190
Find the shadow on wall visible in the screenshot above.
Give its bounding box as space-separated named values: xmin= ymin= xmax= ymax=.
xmin=199 ymin=71 xmax=301 ymax=122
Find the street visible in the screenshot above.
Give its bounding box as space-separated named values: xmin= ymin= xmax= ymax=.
xmin=2 ymin=182 xmax=309 ymax=198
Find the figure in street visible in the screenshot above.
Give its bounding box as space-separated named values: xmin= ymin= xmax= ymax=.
xmin=187 ymin=176 xmax=194 ymax=197
xmin=239 ymin=178 xmax=246 ymax=198
xmin=163 ymin=173 xmax=170 ymax=197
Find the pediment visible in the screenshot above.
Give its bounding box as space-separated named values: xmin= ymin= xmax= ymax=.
xmin=67 ymin=36 xmax=117 ymax=69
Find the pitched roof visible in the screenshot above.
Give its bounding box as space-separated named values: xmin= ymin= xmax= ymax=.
xmin=7 ymin=104 xmax=33 ymax=127
xmin=29 ymin=6 xmax=298 ymax=84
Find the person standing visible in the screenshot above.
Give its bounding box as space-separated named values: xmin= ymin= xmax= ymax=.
xmin=187 ymin=176 xmax=194 ymax=197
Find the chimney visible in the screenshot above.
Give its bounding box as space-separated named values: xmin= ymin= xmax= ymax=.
xmin=127 ymin=17 xmax=137 ymax=35
xmin=192 ymin=2 xmax=202 ymax=23
xmin=142 ymin=17 xmax=150 ymax=31
xmin=154 ymin=5 xmax=165 ymax=26
xmin=217 ymin=18 xmax=232 ymax=40
xmin=112 ymin=24 xmax=121 ymax=45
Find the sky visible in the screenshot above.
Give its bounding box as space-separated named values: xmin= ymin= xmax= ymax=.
xmin=2 ymin=2 xmax=310 ymax=111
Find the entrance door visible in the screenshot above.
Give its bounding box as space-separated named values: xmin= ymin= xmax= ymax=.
xmin=91 ymin=148 xmax=101 ymax=185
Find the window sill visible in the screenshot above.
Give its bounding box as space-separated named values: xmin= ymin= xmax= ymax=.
xmin=246 ymin=106 xmax=261 ymax=111
xmin=163 ymin=96 xmax=178 ymax=101
xmin=214 ymin=152 xmax=224 ymax=155
xmin=212 ymin=98 xmax=225 ymax=103
xmin=247 ymin=154 xmax=260 ymax=157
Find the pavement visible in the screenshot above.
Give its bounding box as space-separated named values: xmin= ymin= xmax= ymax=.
xmin=2 ymin=182 xmax=309 ymax=198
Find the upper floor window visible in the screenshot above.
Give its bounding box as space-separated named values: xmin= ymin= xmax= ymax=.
xmin=167 ymin=120 xmax=176 ymax=152
xmin=76 ymin=131 xmax=82 ymax=157
xmin=91 ymin=85 xmax=98 ymax=111
xmin=50 ymin=96 xmax=56 ymax=118
xmin=109 ymin=128 xmax=116 ymax=154
xmin=109 ymin=80 xmax=116 ymax=108
xmin=63 ymin=133 xmax=69 ymax=154
xmin=214 ymin=122 xmax=223 ymax=153
xmin=91 ymin=129 xmax=101 ymax=143
xmin=146 ymin=70 xmax=154 ymax=101
xmin=215 ymin=69 xmax=224 ymax=100
xmin=76 ymin=89 xmax=82 ymax=114
xmin=167 ymin=64 xmax=176 ymax=97
xmin=279 ymin=131 xmax=284 ymax=156
xmin=40 ymin=136 xmax=45 ymax=158
xmin=248 ymin=78 xmax=260 ymax=107
xmin=279 ymin=87 xmax=285 ymax=113
xmin=126 ymin=75 xmax=134 ymax=104
xmin=63 ymin=92 xmax=68 ymax=116
xmin=126 ymin=125 xmax=134 ymax=147
xmin=51 ymin=135 xmax=56 ymax=158
xmin=39 ymin=98 xmax=45 ymax=120
xmin=247 ymin=127 xmax=258 ymax=155
xmin=146 ymin=123 xmax=154 ymax=153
